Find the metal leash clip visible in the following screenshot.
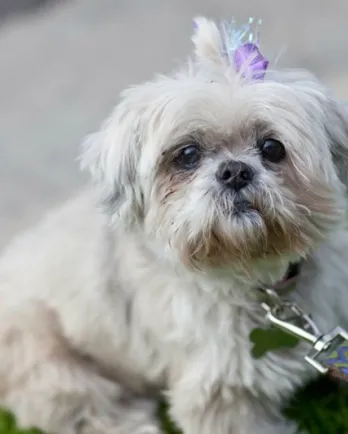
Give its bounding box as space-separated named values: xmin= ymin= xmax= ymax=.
xmin=259 ymin=287 xmax=348 ymax=377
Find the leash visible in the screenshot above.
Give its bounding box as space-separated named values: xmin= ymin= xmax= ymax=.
xmin=258 ymin=285 xmax=348 ymax=381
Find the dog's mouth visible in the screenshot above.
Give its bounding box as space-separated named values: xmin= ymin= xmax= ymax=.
xmin=233 ymin=199 xmax=255 ymax=215
xmin=230 ymin=196 xmax=261 ymax=219
xmin=217 ymin=188 xmax=261 ymax=218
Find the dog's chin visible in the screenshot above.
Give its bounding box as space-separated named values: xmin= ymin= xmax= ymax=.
xmin=226 ymin=199 xmax=263 ymax=234
xmin=178 ymin=200 xmax=311 ymax=273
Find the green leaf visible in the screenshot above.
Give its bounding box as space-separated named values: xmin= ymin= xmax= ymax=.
xmin=249 ymin=326 xmax=300 ymax=358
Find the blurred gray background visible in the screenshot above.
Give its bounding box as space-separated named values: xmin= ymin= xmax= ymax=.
xmin=1 ymin=0 xmax=348 ymax=248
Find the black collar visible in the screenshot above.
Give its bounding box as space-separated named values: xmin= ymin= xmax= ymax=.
xmin=271 ymin=260 xmax=303 ymax=293
xmin=283 ymin=261 xmax=302 ymax=281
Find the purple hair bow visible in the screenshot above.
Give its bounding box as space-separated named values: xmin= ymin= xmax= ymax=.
xmin=234 ymin=42 xmax=269 ymax=80
xmin=220 ymin=18 xmax=269 ymax=81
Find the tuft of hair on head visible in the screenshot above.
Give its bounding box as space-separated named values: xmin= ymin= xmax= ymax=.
xmin=191 ymin=16 xmax=226 ymax=68
xmin=191 ymin=16 xmax=270 ymax=84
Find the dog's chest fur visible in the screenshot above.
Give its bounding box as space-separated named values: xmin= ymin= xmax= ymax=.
xmin=75 ymin=231 xmax=340 ymax=402
xmin=121 ymin=264 xmax=313 ymax=401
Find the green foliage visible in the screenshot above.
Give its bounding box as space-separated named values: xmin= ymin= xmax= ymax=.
xmin=285 ymin=377 xmax=348 ymax=434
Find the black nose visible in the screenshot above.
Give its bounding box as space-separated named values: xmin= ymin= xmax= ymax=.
xmin=216 ymin=160 xmax=254 ymax=191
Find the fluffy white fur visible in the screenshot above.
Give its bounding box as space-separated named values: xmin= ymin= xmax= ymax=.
xmin=1 ymin=17 xmax=348 ymax=434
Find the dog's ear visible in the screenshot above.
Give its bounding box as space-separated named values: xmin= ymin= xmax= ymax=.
xmin=191 ymin=16 xmax=225 ymax=68
xmin=80 ymin=95 xmax=144 ymax=228
xmin=272 ymin=70 xmax=348 ymax=188
xmin=326 ymin=100 xmax=348 ymax=187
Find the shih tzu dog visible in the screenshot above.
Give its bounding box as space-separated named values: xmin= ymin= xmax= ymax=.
xmin=1 ymin=16 xmax=348 ymax=434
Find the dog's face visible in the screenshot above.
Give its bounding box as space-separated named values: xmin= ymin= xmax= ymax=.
xmin=82 ymin=18 xmax=348 ymax=273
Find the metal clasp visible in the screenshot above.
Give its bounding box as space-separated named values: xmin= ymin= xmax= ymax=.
xmin=305 ymin=327 xmax=348 ymax=374
xmin=260 ymin=290 xmax=321 ymax=344
xmin=258 ymin=287 xmax=348 ymax=374
xmin=259 ymin=287 xmax=321 ymax=341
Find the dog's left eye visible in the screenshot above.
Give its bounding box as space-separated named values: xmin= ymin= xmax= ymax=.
xmin=174 ymin=144 xmax=202 ymax=169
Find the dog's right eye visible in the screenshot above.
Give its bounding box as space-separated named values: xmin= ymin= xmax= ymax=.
xmin=174 ymin=144 xmax=202 ymax=169
xmin=259 ymin=138 xmax=286 ymax=163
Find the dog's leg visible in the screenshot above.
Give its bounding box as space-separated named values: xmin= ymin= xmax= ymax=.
xmin=0 ymin=300 xmax=161 ymax=434
xmin=168 ymin=379 xmax=303 ymax=434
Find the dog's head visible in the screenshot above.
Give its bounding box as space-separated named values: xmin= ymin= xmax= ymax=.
xmin=81 ymin=17 xmax=348 ymax=273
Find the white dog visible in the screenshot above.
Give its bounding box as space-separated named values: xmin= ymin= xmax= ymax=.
xmin=1 ymin=16 xmax=348 ymax=434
